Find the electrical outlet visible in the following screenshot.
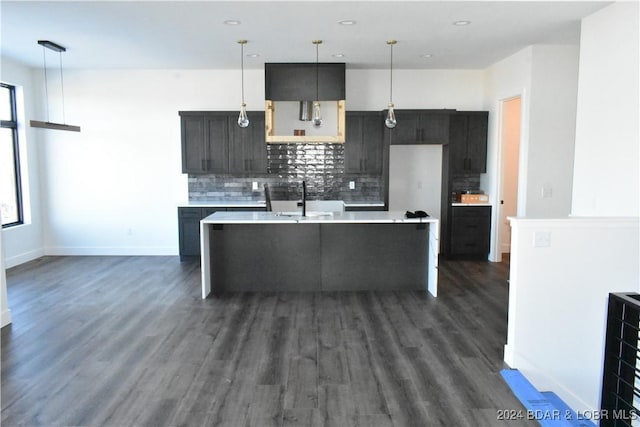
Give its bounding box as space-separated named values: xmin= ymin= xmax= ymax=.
xmin=534 ymin=231 xmax=551 ymax=248
xmin=542 ymin=184 xmax=553 ymax=198
xmin=252 ymin=181 xmax=258 ymax=191
xmin=349 ymin=181 xmax=355 ymax=190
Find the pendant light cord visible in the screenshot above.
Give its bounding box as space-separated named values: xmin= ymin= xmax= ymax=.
xmin=59 ymin=51 xmax=66 ymax=124
xmin=42 ymin=46 xmax=50 ymax=123
xmin=315 ymin=42 xmax=319 ymax=102
xmin=240 ymin=41 xmax=245 ymax=104
xmin=389 ymin=42 xmax=394 ymax=103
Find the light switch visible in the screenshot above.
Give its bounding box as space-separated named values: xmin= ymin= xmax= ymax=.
xmin=252 ymin=181 xmax=258 ymax=191
xmin=349 ymin=181 xmax=355 ymax=190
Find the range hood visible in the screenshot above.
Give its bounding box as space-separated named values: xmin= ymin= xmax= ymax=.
xmin=264 ymin=63 xmax=346 ymax=143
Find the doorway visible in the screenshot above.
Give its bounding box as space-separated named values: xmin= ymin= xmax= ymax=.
xmin=499 ymin=96 xmax=521 ymax=259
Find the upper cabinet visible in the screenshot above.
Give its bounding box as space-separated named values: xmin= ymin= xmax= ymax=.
xmin=449 ymin=111 xmax=488 ymax=174
xmin=229 ymin=112 xmax=267 ymax=173
xmin=388 ymin=110 xmax=452 ymax=145
xmin=180 ymin=111 xmax=266 ymax=175
xmin=180 ymin=111 xmax=229 ymax=174
xmin=265 ymin=63 xmax=346 ymax=101
xmin=345 ymin=111 xmax=383 ymax=174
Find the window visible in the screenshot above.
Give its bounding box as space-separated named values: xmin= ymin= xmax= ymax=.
xmin=1 ymin=83 xmax=23 ymax=227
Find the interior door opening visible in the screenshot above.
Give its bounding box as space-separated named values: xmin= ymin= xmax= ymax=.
xmin=499 ymin=96 xmax=521 ymax=260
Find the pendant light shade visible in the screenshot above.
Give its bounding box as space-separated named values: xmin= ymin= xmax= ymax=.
xmin=237 ymin=40 xmax=249 ymax=128
xmin=312 ymin=40 xmax=323 ymax=128
xmin=385 ymin=40 xmax=397 ymax=129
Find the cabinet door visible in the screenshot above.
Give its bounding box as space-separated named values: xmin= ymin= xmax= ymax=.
xmin=178 ymin=208 xmax=203 ymax=259
xmin=181 ymin=114 xmax=206 ymax=173
xmin=205 ymin=116 xmax=229 ymax=173
xmin=362 ymin=114 xmax=383 ymax=174
xmin=419 ymin=113 xmax=450 ymax=145
xmin=229 ymin=113 xmax=267 ymax=174
xmin=449 ymin=114 xmax=468 ymax=174
xmin=465 ymin=113 xmax=488 ymax=173
xmin=389 ymin=110 xmax=422 ymax=144
xmin=344 ymin=113 xmax=365 ymax=173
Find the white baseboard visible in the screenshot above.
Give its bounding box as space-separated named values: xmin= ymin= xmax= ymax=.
xmin=5 ymin=248 xmax=45 ymax=269
xmin=507 ymin=350 xmax=597 ymax=413
xmin=1 ymin=308 xmax=12 ymax=328
xmin=44 ymin=246 xmax=178 ymax=256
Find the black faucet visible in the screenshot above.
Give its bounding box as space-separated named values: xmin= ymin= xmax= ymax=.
xmin=302 ymin=180 xmax=307 ymax=217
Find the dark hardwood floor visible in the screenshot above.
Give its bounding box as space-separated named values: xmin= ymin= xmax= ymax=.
xmin=1 ymin=256 xmax=535 ymax=426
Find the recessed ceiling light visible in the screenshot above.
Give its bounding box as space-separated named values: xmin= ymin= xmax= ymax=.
xmin=332 ymin=53 xmax=345 ymax=58
xmin=421 ymin=54 xmax=433 ymax=58
xmin=224 ymin=20 xmax=241 ymax=25
xmin=453 ymin=20 xmax=471 ymax=26
xmin=338 ymin=20 xmax=357 ymax=26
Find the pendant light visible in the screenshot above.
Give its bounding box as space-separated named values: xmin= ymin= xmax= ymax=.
xmin=312 ymin=40 xmax=323 ymax=128
xmin=30 ymin=40 xmax=81 ymax=132
xmin=237 ymin=39 xmax=249 ymax=128
xmin=385 ymin=40 xmax=397 ymax=129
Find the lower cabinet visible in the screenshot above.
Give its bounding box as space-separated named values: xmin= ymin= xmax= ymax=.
xmin=449 ymin=206 xmax=491 ymax=257
xmin=178 ymin=207 xmax=266 ymax=260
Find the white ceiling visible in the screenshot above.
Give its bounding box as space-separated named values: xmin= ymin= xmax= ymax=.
xmin=1 ymin=1 xmax=610 ymax=70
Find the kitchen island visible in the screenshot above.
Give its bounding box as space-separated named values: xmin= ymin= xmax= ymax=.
xmin=200 ymin=211 xmax=439 ymax=298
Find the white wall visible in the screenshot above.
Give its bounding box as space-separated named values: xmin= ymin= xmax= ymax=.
xmin=526 ymin=45 xmax=579 ymax=218
xmin=389 ymin=145 xmax=443 ymax=216
xmin=6 ymin=67 xmax=484 ymax=259
xmin=572 ymin=1 xmax=640 ymax=217
xmin=505 ymin=217 xmax=639 ymax=412
xmin=0 ymin=57 xmax=45 ymax=267
xmin=482 ymin=44 xmax=580 ymax=261
xmin=504 ymin=2 xmax=640 ymax=414
xmin=347 ymin=69 xmax=485 ymax=111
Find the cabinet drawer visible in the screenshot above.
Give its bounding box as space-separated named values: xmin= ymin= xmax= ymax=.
xmin=451 ymin=217 xmax=488 ymax=235
xmin=450 ymin=236 xmax=489 ymax=254
xmin=452 ymin=206 xmax=491 ymax=218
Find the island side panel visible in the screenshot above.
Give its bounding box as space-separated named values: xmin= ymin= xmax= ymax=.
xmin=200 ymin=222 xmax=211 ymax=299
xmin=428 ymin=220 xmax=440 ymax=297
xmin=320 ymin=223 xmax=429 ymax=291
xmin=214 ymin=224 xmax=322 ymax=292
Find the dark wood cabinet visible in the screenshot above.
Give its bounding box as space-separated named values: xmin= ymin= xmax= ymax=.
xmin=388 ymin=110 xmax=451 ymax=145
xmin=229 ymin=113 xmax=267 ymax=173
xmin=265 ymin=63 xmax=345 ymax=101
xmin=180 ymin=112 xmax=230 ymax=174
xmin=345 ymin=111 xmax=383 ymax=174
xmin=178 ymin=207 xmax=216 ymax=260
xmin=178 ymin=206 xmax=266 ymax=260
xmin=180 ymin=111 xmax=267 ymax=175
xmin=449 ymin=111 xmax=488 ymax=173
xmin=449 ymin=205 xmax=491 ymax=257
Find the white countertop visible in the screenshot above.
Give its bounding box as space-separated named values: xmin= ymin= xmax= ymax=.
xmin=202 ymin=210 xmax=438 ymax=224
xmin=178 ymin=201 xmax=267 ymax=208
xmin=179 ymin=201 xmax=384 ymax=208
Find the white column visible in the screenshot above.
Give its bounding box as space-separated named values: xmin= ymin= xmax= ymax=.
xmin=1 ymin=230 xmax=13 ymax=328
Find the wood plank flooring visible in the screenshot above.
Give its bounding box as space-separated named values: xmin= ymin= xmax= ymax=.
xmin=1 ymin=256 xmax=535 ymax=426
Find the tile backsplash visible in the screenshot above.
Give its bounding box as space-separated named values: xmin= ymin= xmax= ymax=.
xmin=188 ymin=143 xmax=383 ymax=202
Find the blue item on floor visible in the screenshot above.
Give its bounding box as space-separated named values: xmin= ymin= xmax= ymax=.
xmin=500 ymin=369 xmax=597 ymax=427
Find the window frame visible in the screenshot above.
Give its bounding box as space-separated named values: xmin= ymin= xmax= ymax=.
xmin=1 ymin=82 xmax=24 ymax=228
